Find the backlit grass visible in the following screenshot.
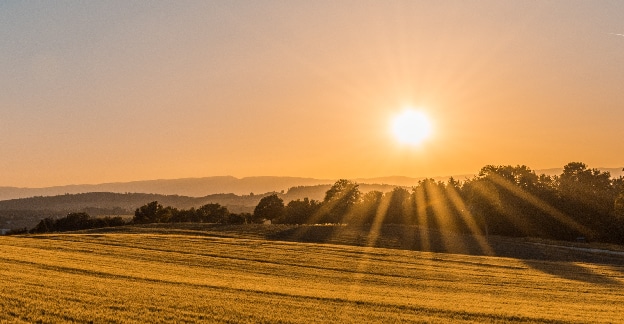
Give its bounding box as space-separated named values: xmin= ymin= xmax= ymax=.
xmin=1 ymin=228 xmax=623 ymax=323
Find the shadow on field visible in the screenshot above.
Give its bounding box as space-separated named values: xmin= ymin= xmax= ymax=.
xmin=268 ymin=225 xmax=338 ymax=244
xmin=266 ymin=225 xmax=624 ymax=264
xmin=523 ymin=260 xmax=622 ymax=285
xmin=266 ymin=225 xmax=624 ymax=285
xmin=80 ymin=223 xmax=624 ymax=285
xmin=266 ymin=225 xmax=502 ymax=257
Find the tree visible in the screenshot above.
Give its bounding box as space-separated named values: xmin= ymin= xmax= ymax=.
xmin=478 ymin=165 xmax=539 ymax=192
xmin=55 ymin=212 xmax=91 ymax=231
xmin=283 ymin=198 xmax=320 ymax=224
xmin=158 ymin=206 xmax=178 ymax=223
xmin=253 ymin=194 xmax=284 ymax=222
xmin=225 ymin=213 xmax=247 ymax=224
xmin=30 ymin=217 xmax=55 ymax=234
xmin=384 ymin=187 xmax=412 ymax=224
xmin=320 ymin=179 xmax=361 ymax=223
xmin=462 ymin=177 xmax=505 ymax=236
xmin=353 ymin=190 xmax=383 ymax=225
xmin=559 ymin=162 xmax=615 ymax=237
xmin=238 ymin=212 xmax=254 ymax=224
xmin=29 ymin=212 xmax=126 ymax=233
xmin=133 ymin=201 xmax=164 ymax=224
xmin=559 ymin=162 xmax=613 ymax=199
xmin=197 ymin=203 xmax=229 ymax=223
xmin=615 ymin=192 xmax=624 ymax=219
xmin=170 ymin=207 xmax=196 ymax=223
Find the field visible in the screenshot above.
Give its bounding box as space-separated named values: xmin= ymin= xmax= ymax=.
xmin=1 ymin=225 xmax=624 ymax=323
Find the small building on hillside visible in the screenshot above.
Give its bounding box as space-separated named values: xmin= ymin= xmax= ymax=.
xmin=0 ymin=229 xmax=10 ymax=235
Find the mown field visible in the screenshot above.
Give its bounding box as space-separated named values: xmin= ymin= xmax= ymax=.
xmin=1 ymin=225 xmax=624 ymax=323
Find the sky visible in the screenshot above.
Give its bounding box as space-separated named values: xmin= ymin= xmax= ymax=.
xmin=1 ymin=1 xmax=623 ymax=188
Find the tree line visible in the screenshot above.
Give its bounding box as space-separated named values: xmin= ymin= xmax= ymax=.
xmin=25 ymin=201 xmax=249 ymax=234
xmin=254 ymin=162 xmax=624 ymax=243
xmin=21 ymin=162 xmax=624 ymax=244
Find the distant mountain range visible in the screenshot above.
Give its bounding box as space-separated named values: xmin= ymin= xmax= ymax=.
xmin=1 ymin=168 xmax=621 ymax=201
xmin=0 ymin=176 xmax=331 ymax=201
xmin=0 ymin=175 xmax=452 ymax=201
xmin=1 ymin=168 xmax=622 ymax=231
xmin=0 ymin=184 xmax=397 ymax=230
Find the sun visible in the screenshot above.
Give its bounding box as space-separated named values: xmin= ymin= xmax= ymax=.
xmin=391 ymin=109 xmax=433 ymax=146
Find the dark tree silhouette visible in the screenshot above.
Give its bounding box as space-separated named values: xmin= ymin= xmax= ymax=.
xmin=55 ymin=212 xmax=91 ymax=231
xmin=616 ymin=192 xmax=624 ymax=219
xmin=355 ymin=190 xmax=383 ymax=225
xmin=320 ymin=179 xmax=361 ymax=223
xmin=253 ymin=194 xmax=284 ymax=222
xmin=21 ymin=161 xmax=624 ymax=244
xmin=133 ymin=201 xmax=168 ymax=224
xmin=282 ymin=198 xmax=320 ymax=224
xmin=557 ymin=162 xmax=617 ymax=240
xmin=29 ymin=212 xmax=126 ymax=233
xmin=384 ymin=187 xmax=412 ymax=225
xmin=170 ymin=207 xmax=196 ymax=223
xmin=197 ymin=203 xmax=229 ymax=223
xmin=30 ymin=217 xmax=55 ymax=233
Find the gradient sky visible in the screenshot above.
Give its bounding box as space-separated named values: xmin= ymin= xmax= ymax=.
xmin=2 ymin=1 xmax=623 ymax=187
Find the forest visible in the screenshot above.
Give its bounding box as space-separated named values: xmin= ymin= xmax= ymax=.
xmin=23 ymin=162 xmax=624 ymax=244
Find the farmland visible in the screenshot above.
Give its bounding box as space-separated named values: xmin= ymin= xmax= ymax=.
xmin=1 ymin=225 xmax=624 ymax=323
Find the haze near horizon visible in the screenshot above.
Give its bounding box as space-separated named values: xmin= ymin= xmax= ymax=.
xmin=2 ymin=1 xmax=623 ymax=187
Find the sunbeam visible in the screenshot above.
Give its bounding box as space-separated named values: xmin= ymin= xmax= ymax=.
xmin=486 ymin=173 xmax=593 ymax=238
xmin=444 ymin=185 xmax=495 ymax=255
xmin=468 ymin=178 xmax=538 ymax=237
xmin=413 ymin=185 xmax=431 ymax=252
xmin=423 ymin=180 xmax=467 ymax=254
xmin=343 ymin=190 xmax=392 ymax=305
xmin=365 ymin=192 xmax=392 ymax=248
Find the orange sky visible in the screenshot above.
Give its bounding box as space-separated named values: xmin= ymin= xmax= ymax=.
xmin=1 ymin=1 xmax=623 ymax=187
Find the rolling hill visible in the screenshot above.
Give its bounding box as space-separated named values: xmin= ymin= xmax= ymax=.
xmin=1 ymin=224 xmax=623 ymax=322
xmin=2 ymin=167 xmax=621 ymax=201
xmin=0 ymin=184 xmax=398 ymax=230
xmin=0 ymin=175 xmax=462 ymax=201
xmin=0 ymin=176 xmax=333 ymax=201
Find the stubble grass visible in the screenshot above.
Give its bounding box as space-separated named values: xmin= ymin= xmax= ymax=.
xmin=1 ymin=226 xmax=623 ymax=323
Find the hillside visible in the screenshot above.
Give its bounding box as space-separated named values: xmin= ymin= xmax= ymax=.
xmin=1 ymin=225 xmax=623 ymax=322
xmin=2 ymin=166 xmax=622 ymax=231
xmin=0 ymin=175 xmax=482 ymax=201
xmin=0 ymin=184 xmax=401 ymax=230
xmin=0 ymin=192 xmax=265 ymax=230
xmin=82 ymin=223 xmax=624 ymax=265
xmin=0 ymin=192 xmax=257 ymax=213
xmin=0 ymin=176 xmax=439 ymax=201
xmin=0 ymin=176 xmax=333 ymax=201
xmin=2 ymin=167 xmax=622 ymax=201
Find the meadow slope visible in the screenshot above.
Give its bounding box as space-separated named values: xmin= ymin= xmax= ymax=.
xmin=1 ymin=226 xmax=624 ymax=323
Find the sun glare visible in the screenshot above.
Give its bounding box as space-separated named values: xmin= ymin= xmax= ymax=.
xmin=391 ymin=109 xmax=433 ymax=146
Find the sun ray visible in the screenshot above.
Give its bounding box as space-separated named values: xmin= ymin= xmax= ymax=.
xmin=413 ymin=185 xmax=430 ymax=252
xmin=397 ymin=191 xmax=417 ymax=249
xmin=343 ymin=190 xmax=392 ymax=304
xmin=364 ymin=193 xmax=392 ymax=248
xmin=444 ymin=185 xmax=495 ymax=255
xmin=469 ymin=179 xmax=537 ymax=237
xmin=486 ymin=173 xmax=593 ymax=237
xmin=424 ymin=180 xmax=467 ymax=254
xmin=287 ymin=194 xmax=343 ymax=241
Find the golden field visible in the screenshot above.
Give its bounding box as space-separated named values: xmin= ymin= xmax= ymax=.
xmin=1 ymin=225 xmax=624 ymax=323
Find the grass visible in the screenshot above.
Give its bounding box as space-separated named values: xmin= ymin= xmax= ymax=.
xmin=1 ymin=224 xmax=624 ymax=323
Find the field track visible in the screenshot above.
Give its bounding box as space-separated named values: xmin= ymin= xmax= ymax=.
xmin=1 ymin=224 xmax=624 ymax=323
